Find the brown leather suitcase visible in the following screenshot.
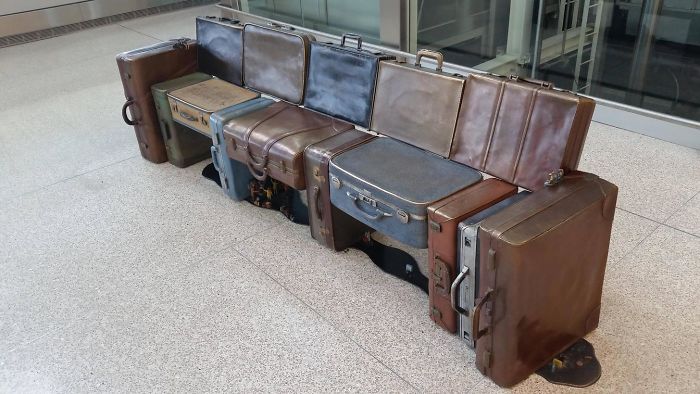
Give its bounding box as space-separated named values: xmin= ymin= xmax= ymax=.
xmin=242 ymin=23 xmax=315 ymax=104
xmin=223 ymin=102 xmax=354 ymax=189
xmin=472 ymin=172 xmax=617 ymax=387
xmin=167 ymin=78 xmax=259 ymax=136
xmin=304 ymin=130 xmax=376 ymax=250
xmin=426 ymin=179 xmax=517 ymax=333
xmin=450 ymin=74 xmax=595 ymax=191
xmin=116 ymin=39 xmax=197 ymax=163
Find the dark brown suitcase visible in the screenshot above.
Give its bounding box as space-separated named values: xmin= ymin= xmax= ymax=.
xmin=223 ymin=102 xmax=354 ymax=190
xmin=116 ymin=39 xmax=198 ymax=163
xmin=426 ymin=179 xmax=517 ymax=333
xmin=473 ymin=172 xmax=618 ymax=387
xmin=450 ymin=74 xmax=595 ymax=191
xmin=304 ymin=130 xmax=376 ymax=250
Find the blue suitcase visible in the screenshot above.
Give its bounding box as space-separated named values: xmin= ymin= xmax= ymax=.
xmin=329 ymin=137 xmax=482 ymax=248
xmin=210 ymin=97 xmax=275 ymax=201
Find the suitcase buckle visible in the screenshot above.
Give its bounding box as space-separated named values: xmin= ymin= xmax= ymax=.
xmin=396 ymin=210 xmax=409 ymax=224
xmin=331 ymin=176 xmax=341 ymax=189
xmin=544 ymin=169 xmax=564 ymax=187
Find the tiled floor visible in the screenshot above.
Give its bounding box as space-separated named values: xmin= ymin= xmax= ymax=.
xmin=1 ymin=5 xmax=699 ymax=393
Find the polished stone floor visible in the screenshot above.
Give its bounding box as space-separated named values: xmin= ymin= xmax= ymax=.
xmin=1 ymin=5 xmax=699 ymax=393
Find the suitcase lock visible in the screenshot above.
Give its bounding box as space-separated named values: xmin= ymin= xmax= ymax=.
xmin=396 ymin=209 xmax=409 ymax=224
xmin=330 ymin=176 xmax=341 ymax=189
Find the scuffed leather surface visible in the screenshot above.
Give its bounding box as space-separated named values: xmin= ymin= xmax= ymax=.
xmin=451 ymin=74 xmax=595 ymax=191
xmin=196 ymin=17 xmax=243 ymax=86
xmin=304 ymin=42 xmax=392 ymax=128
xmin=370 ymin=61 xmax=465 ymax=157
xmin=116 ymin=40 xmax=198 ymax=163
xmin=475 ymin=173 xmax=617 ymax=387
xmin=243 ymin=24 xmax=314 ymax=104
xmin=223 ymin=102 xmax=353 ymax=189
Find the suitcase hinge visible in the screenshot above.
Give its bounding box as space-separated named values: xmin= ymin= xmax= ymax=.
xmin=487 ymin=249 xmax=496 ymax=271
xmin=482 ymin=351 xmax=492 ymax=368
xmin=544 ymin=169 xmax=564 ymax=187
xmin=319 ymin=227 xmax=330 ymax=236
xmin=431 ymin=306 xmax=442 ymax=319
xmin=429 ymin=220 xmax=441 ymax=232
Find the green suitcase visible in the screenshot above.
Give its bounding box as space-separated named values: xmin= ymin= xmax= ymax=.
xmin=151 ymin=72 xmax=213 ymax=168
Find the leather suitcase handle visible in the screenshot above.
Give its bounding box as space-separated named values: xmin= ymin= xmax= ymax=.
xmin=450 ymin=266 xmax=470 ymax=314
xmin=415 ymin=49 xmax=444 ymax=71
xmin=508 ymin=74 xmax=553 ymax=89
xmin=122 ymin=99 xmax=138 ymax=126
xmin=312 ymin=186 xmax=323 ymax=219
xmin=472 ymin=288 xmax=493 ymax=341
xmin=340 ymin=33 xmax=362 ymax=49
xmin=246 ymin=160 xmax=269 ymax=181
xmin=347 ymin=192 xmax=392 ymax=221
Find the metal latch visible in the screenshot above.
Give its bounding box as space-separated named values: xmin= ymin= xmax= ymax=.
xmin=544 ymin=169 xmax=564 ymax=187
xmin=330 ymin=176 xmax=341 ymax=189
xmin=396 ymin=209 xmax=409 ymax=224
xmin=358 ymin=194 xmax=377 ymax=207
xmin=429 ymin=220 xmax=441 ymax=232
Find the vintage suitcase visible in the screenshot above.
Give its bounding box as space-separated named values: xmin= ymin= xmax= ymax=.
xmin=196 ymin=16 xmax=244 ymax=85
xmin=426 ymin=179 xmax=517 ymax=333
xmin=151 ymin=72 xmax=213 ymax=168
xmin=223 ymin=102 xmax=354 ymax=190
xmin=304 ymin=129 xmax=376 ymax=250
xmin=167 ymin=78 xmax=259 ymax=136
xmin=452 ymin=190 xmax=532 ymax=346
xmin=243 ymin=23 xmax=315 ymax=104
xmin=304 ymin=34 xmax=394 ymax=128
xmin=329 ymin=137 xmax=482 ymax=249
xmin=450 ymin=74 xmax=595 ymax=191
xmin=116 ymin=38 xmax=197 ymax=163
xmin=470 ymin=173 xmax=617 ymax=387
xmin=370 ymin=50 xmax=465 ymax=157
xmin=210 ymin=97 xmax=275 ymax=201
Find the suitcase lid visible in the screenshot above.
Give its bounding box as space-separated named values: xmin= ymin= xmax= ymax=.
xmin=168 ymin=79 xmax=259 ymax=113
xmin=370 ymin=50 xmax=465 ymax=157
xmin=459 ymin=191 xmax=531 ymax=228
xmin=330 ymin=137 xmax=482 ymax=212
xmin=450 ymin=74 xmax=595 ymax=191
xmin=428 ymin=178 xmax=517 ymax=225
xmin=116 ymin=38 xmax=196 ymax=61
xmin=151 ymin=72 xmax=212 ymax=94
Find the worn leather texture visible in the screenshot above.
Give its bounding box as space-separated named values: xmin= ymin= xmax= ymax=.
xmin=223 ymin=102 xmax=353 ymax=190
xmin=116 ymin=39 xmax=198 ymax=163
xmin=211 ymin=98 xmax=275 ymax=201
xmin=329 ymin=137 xmax=482 ymax=248
xmin=304 ymin=40 xmax=393 ymax=128
xmin=426 ymin=179 xmax=517 ymax=333
xmin=304 ymin=130 xmax=375 ymax=251
xmin=151 ymin=72 xmax=213 ymax=168
xmin=196 ymin=16 xmax=243 ymax=86
xmin=370 ymin=60 xmax=465 ymax=157
xmin=168 ymin=79 xmax=259 ymax=136
xmin=475 ymin=172 xmax=618 ymax=387
xmin=243 ymin=24 xmax=314 ymax=104
xmin=451 ymin=74 xmax=595 ymax=191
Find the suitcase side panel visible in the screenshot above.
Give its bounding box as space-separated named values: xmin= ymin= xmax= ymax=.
xmin=196 ymin=17 xmax=244 ymax=86
xmin=116 ymin=41 xmax=198 ymax=163
xmin=370 ymin=60 xmax=465 ymax=157
xmin=475 ymin=175 xmax=618 ymax=387
xmin=243 ymin=23 xmax=315 ymax=104
xmin=211 ymin=98 xmax=276 ymax=200
xmin=304 ymin=41 xmax=393 ymax=127
xmin=304 ymin=130 xmax=375 ymax=250
xmin=426 ymin=179 xmax=517 ymax=332
xmin=151 ymin=72 xmax=213 ymax=167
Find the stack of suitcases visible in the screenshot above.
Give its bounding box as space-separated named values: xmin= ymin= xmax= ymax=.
xmin=115 ymin=16 xmax=618 ymax=388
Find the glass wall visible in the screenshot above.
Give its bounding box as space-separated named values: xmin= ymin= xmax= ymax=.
xmin=235 ymin=0 xmax=700 ymax=123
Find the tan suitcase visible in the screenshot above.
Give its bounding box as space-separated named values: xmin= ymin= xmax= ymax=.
xmin=167 ymin=79 xmax=259 ymax=136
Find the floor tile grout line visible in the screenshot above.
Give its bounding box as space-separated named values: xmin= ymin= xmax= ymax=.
xmin=615 ymin=206 xmax=699 ymax=239
xmin=1 ymin=154 xmax=140 ymax=204
xmin=117 ymin=24 xmax=167 ymax=42
xmin=227 ymin=245 xmax=421 ymax=392
xmin=614 ymin=221 xmax=663 ymax=265
xmin=659 ymin=190 xmax=699 ymax=231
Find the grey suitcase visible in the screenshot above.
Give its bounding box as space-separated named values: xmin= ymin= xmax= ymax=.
xmin=329 ymin=137 xmax=482 ymax=249
xmin=210 ymin=97 xmax=276 ymax=201
xmin=453 ymin=191 xmax=531 ymax=348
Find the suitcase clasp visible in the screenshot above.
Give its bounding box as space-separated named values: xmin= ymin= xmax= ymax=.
xmin=544 ymin=169 xmax=564 ymax=187
xmin=358 ymin=193 xmax=376 ymax=207
xmin=396 ymin=209 xmax=409 ymax=224
xmin=331 ymin=176 xmax=341 ymax=189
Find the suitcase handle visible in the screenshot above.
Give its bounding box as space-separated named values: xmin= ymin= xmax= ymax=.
xmin=472 ymin=288 xmax=493 ymax=341
xmin=347 ymin=192 xmax=392 ymax=221
xmin=312 ymin=186 xmax=323 ymax=219
xmin=415 ymin=49 xmax=444 ymax=71
xmin=122 ymin=99 xmax=138 ymax=126
xmin=246 ymin=159 xmax=269 ymax=181
xmin=450 ymin=266 xmax=470 ymax=315
xmin=340 ymin=33 xmax=362 ymax=49
xmin=210 ymin=146 xmax=221 ymax=172
xmin=508 ymin=74 xmax=553 ymax=89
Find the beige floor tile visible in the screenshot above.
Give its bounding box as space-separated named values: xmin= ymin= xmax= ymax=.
xmin=120 ymin=5 xmax=219 ymax=41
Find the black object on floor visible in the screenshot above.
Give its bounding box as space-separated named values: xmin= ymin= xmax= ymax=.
xmin=202 ymin=163 xmax=221 ymax=187
xmin=536 ymin=338 xmax=602 ymax=388
xmin=351 ymin=234 xmax=428 ymax=294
